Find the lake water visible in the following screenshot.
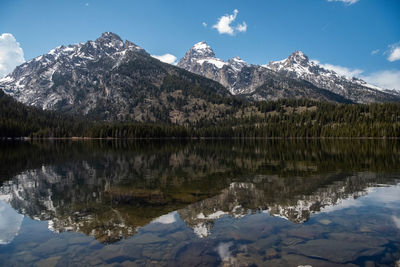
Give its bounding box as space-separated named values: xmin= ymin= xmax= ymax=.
xmin=0 ymin=140 xmax=399 ymax=267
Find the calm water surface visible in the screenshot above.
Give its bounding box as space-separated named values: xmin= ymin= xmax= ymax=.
xmin=0 ymin=140 xmax=399 ymax=266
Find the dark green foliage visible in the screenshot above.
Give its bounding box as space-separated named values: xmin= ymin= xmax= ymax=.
xmin=1 ymin=89 xmax=400 ymax=138
xmin=0 ymin=90 xmax=86 ymax=138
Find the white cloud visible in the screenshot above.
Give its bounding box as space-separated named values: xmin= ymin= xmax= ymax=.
xmin=371 ymin=49 xmax=380 ymax=55
xmin=312 ymin=60 xmax=363 ymax=78
xmin=0 ymin=201 xmax=23 ymax=245
xmin=327 ymin=0 xmax=359 ymax=5
xmin=216 ymin=242 xmax=236 ymax=264
xmin=360 ymin=70 xmax=400 ymax=91
xmin=363 ymin=184 xmax=400 ymax=204
xmin=85 ymin=3 xmax=89 ymax=6
xmin=388 ymin=44 xmax=400 ymax=62
xmin=312 ymin=59 xmax=400 ymax=91
xmin=0 ymin=33 xmax=25 ymax=78
xmin=393 ymin=215 xmax=400 ymax=230
xmin=151 ymin=53 xmax=177 ymax=65
xmin=236 ymin=22 xmax=247 ymax=33
xmin=202 ymin=22 xmax=207 ymax=27
xmin=212 ymin=9 xmax=247 ymax=35
xmin=321 ymin=197 xmax=363 ymax=213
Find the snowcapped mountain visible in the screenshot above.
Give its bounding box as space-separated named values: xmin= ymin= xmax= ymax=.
xmin=178 ymin=43 xmax=400 ymax=103
xmin=178 ymin=42 xmax=353 ymax=102
xmin=0 ymin=32 xmax=230 ymax=122
xmin=0 ymin=32 xmax=145 ymax=110
xmin=1 ymin=33 xmax=399 ymax=119
xmin=177 ymin=41 xmax=249 ymax=94
xmin=179 ymin=43 xmax=355 ymax=102
xmin=267 ymin=51 xmax=399 ymax=103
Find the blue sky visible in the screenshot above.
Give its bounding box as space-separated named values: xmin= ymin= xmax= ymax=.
xmin=0 ymin=0 xmax=399 ymax=89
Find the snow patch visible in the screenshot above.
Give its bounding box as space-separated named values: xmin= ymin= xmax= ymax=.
xmin=151 ymin=211 xmax=177 ymax=224
xmin=197 ymin=58 xmax=226 ymax=69
xmin=193 ymin=42 xmax=210 ymax=50
xmin=0 ymin=76 xmax=14 ymax=83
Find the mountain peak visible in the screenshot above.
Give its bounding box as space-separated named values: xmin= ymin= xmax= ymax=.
xmin=188 ymin=41 xmax=215 ymax=58
xmin=98 ymin=32 xmax=122 ymax=42
xmin=94 ymin=32 xmax=124 ymax=51
xmin=231 ymin=56 xmax=244 ymax=62
xmin=287 ymin=51 xmax=309 ymax=65
xmin=193 ymin=41 xmax=210 ymax=50
xmin=227 ymin=56 xmax=248 ymax=70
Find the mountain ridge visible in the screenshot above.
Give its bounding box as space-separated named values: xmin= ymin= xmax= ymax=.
xmin=0 ymin=31 xmax=399 ymax=125
xmin=0 ymin=32 xmax=234 ymax=123
xmin=177 ymin=42 xmax=399 ymax=103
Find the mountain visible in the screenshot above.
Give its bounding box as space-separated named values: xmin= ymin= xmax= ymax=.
xmin=177 ymin=42 xmax=351 ymax=103
xmin=177 ymin=42 xmax=249 ymax=94
xmin=178 ymin=43 xmax=399 ymax=103
xmin=0 ymin=32 xmax=231 ymax=123
xmin=267 ymin=51 xmax=399 ymax=103
xmin=1 ymin=33 xmax=399 ymax=126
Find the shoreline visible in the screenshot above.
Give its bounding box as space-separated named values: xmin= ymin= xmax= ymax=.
xmin=1 ymin=136 xmax=400 ymax=141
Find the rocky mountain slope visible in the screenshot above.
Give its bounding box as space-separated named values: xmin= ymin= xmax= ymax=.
xmin=1 ymin=32 xmax=399 ymax=124
xmin=0 ymin=33 xmax=231 ymax=123
xmin=178 ymin=42 xmax=399 ymax=103
xmin=267 ymin=51 xmax=399 ymax=103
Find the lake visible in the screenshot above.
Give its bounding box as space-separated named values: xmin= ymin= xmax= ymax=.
xmin=0 ymin=140 xmax=399 ymax=266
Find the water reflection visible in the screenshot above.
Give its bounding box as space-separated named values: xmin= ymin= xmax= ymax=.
xmin=0 ymin=201 xmax=23 ymax=244
xmin=0 ymin=140 xmax=399 ymax=266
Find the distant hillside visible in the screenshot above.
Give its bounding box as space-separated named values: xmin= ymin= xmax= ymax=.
xmin=0 ymin=89 xmax=85 ymax=137
xmin=2 ymin=89 xmax=400 ymax=138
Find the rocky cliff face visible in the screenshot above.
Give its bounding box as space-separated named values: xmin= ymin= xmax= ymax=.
xmin=0 ymin=33 xmax=230 ymax=122
xmin=1 ymin=33 xmax=398 ymax=123
xmin=178 ymin=43 xmax=399 ymax=103
xmin=177 ymin=42 xmax=250 ymax=94
xmin=0 ymin=32 xmax=145 ymax=111
xmin=267 ymin=51 xmax=399 ymax=103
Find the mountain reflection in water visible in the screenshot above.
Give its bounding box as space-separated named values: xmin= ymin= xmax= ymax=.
xmin=0 ymin=140 xmax=399 ymax=266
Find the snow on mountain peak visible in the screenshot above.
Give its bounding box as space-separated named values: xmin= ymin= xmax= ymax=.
xmin=193 ymin=41 xmax=211 ymax=50
xmin=287 ymin=50 xmax=309 ymax=64
xmin=227 ymin=56 xmax=248 ymax=72
xmin=187 ymin=41 xmax=215 ymax=59
xmin=98 ymin=32 xmax=123 ymax=42
xmin=231 ymin=56 xmax=244 ymax=62
xmin=0 ymin=32 xmax=152 ymax=110
xmin=265 ymin=50 xmax=393 ymax=101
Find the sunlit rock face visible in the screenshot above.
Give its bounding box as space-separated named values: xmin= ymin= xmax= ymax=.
xmin=177 ymin=43 xmax=351 ymax=102
xmin=267 ymin=51 xmax=400 ymax=103
xmin=0 ymin=32 xmax=144 ymax=114
xmin=0 ymin=33 xmax=230 ymax=123
xmin=178 ymin=43 xmax=400 ymax=103
xmin=0 ymin=140 xmax=399 ymax=243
